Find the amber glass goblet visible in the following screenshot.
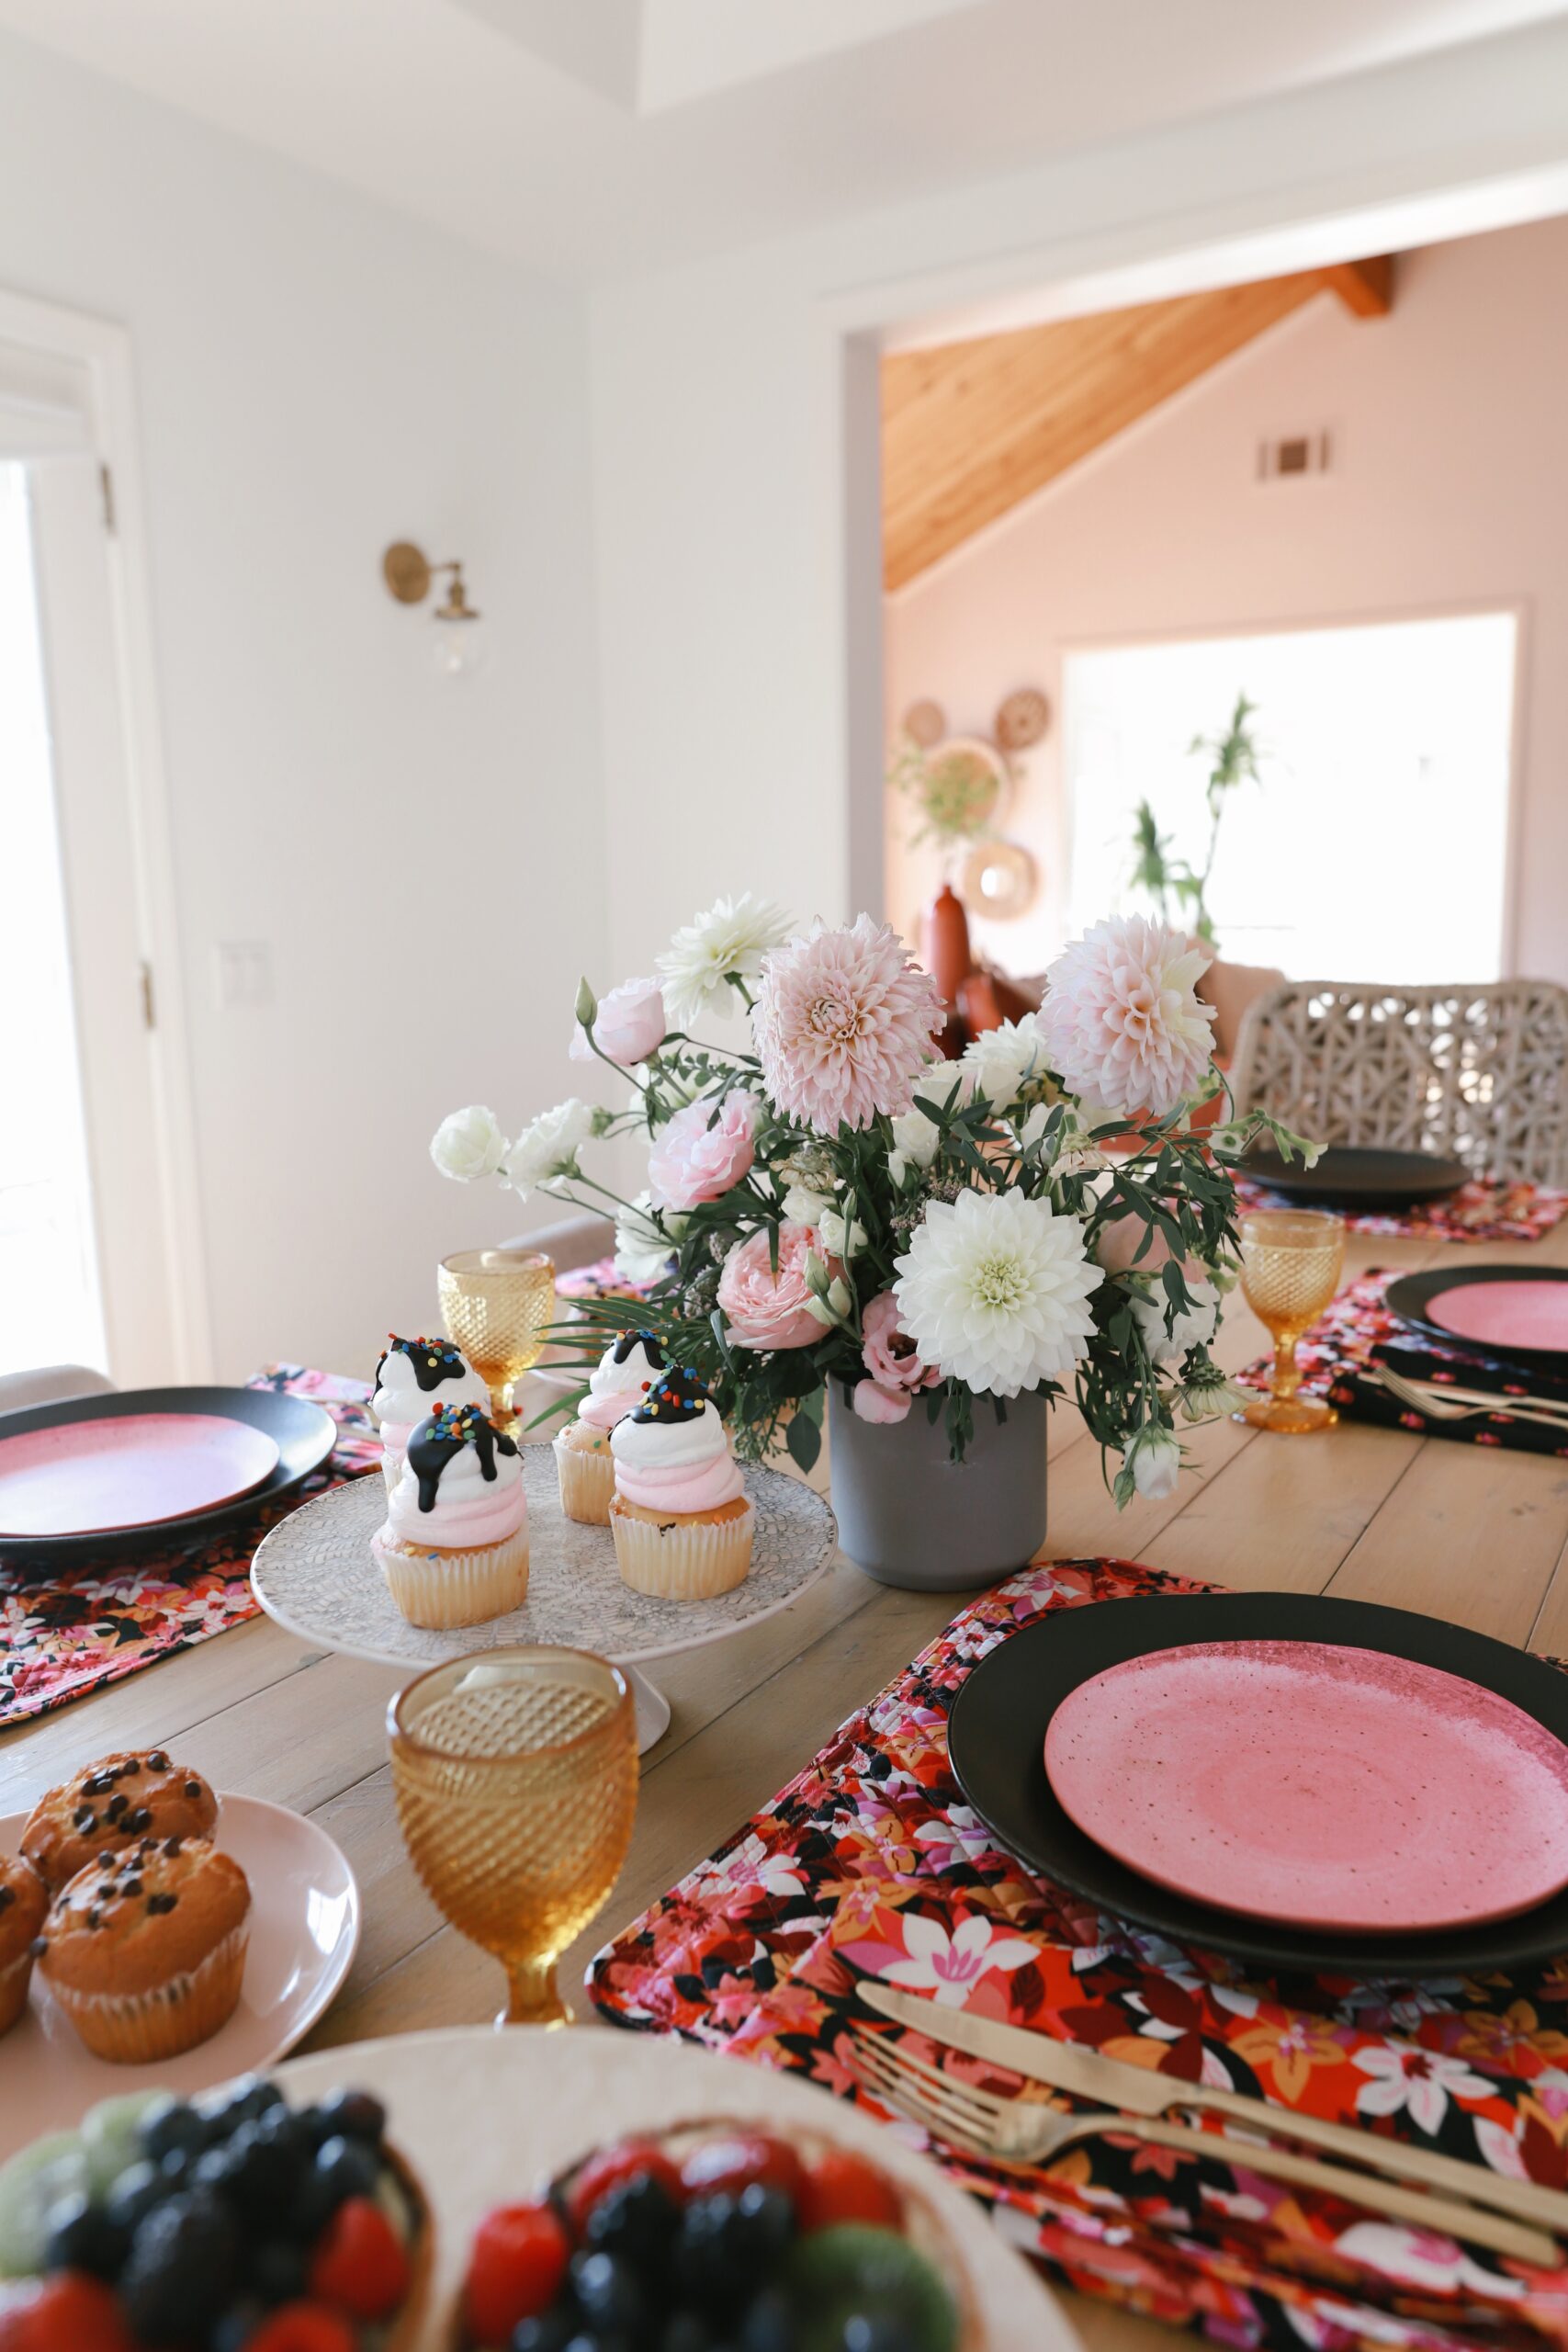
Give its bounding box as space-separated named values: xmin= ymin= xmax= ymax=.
xmin=1236 ymin=1208 xmax=1346 ymax=1433
xmin=389 ymin=1646 xmax=637 ymax=2030
xmin=437 ymin=1248 xmax=555 ymax=1428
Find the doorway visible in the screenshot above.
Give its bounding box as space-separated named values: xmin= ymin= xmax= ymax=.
xmin=0 ymin=296 xmax=207 ymax=1386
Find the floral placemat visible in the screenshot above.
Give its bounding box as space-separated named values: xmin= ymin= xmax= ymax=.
xmin=1237 ymin=1269 xmax=1568 ymax=1457
xmin=1233 ymin=1173 xmax=1568 ymax=1244
xmin=590 ymin=1557 xmax=1568 ymax=2350
xmin=0 ymin=1368 xmax=379 ymax=1730
xmin=556 ymin=1257 xmax=658 ymax=1303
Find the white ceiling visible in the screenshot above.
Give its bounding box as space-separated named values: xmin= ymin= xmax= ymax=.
xmin=1 ymin=0 xmax=1565 ymax=279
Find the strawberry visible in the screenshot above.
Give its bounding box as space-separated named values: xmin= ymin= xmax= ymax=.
xmin=464 ymin=2202 xmax=570 ymax=2343
xmin=244 ymin=2304 xmax=357 ymax=2352
xmin=797 ymin=2148 xmax=903 ymax=2233
xmin=308 ymin=2195 xmax=411 ymax=2320
xmin=0 ymin=2276 xmax=134 ymax=2352
xmin=679 ymin=2132 xmax=806 ymax=2208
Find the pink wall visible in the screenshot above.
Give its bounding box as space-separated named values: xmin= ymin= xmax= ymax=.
xmin=885 ymin=213 xmax=1568 ymax=983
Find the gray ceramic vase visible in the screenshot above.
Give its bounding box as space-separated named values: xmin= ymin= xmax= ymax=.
xmin=827 ymin=1383 xmax=1047 ymax=1590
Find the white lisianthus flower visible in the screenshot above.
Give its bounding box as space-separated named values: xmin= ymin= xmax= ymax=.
xmin=502 ymin=1098 xmax=593 ymax=1202
xmin=1125 ymin=1420 xmax=1182 ymax=1499
xmin=429 ymin=1104 xmax=508 ymax=1184
xmin=894 ymin=1188 xmax=1100 ymax=1397
xmin=1132 ymin=1273 xmax=1221 ymax=1366
xmin=818 ymin=1205 xmax=868 ymax=1260
xmin=958 ymin=1015 xmax=1049 ymax=1110
xmin=1015 ymin=1102 xmax=1052 ymax=1152
xmin=614 ymin=1190 xmax=678 ymax=1283
xmin=656 ymin=891 xmax=792 ymax=1028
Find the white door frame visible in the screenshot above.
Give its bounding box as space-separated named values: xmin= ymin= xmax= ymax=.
xmin=0 ymin=282 xmax=212 ymax=1382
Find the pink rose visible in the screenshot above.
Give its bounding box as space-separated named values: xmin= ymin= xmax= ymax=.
xmin=718 ymin=1221 xmax=839 ymax=1351
xmin=852 ymin=1378 xmax=913 ymax=1424
xmin=648 ymin=1092 xmax=758 ymax=1211
xmin=1093 ymin=1207 xmax=1176 ymax=1276
xmin=570 ymin=977 xmax=666 ymax=1068
xmin=861 ymin=1290 xmax=942 ymax=1397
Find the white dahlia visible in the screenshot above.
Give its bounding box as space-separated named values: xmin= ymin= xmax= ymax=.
xmin=893 ymin=1187 xmax=1100 ymax=1397
xmin=656 ymin=892 xmax=792 ymax=1028
xmin=1038 ymin=916 xmax=1216 ymax=1119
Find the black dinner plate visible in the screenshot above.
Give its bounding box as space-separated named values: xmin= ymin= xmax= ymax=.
xmin=1384 ymin=1264 xmax=1568 ymax=1376
xmin=947 ymin=1589 xmax=1568 ymax=1976
xmin=0 ymin=1387 xmax=338 ymax=1571
xmin=1243 ymin=1143 xmax=1466 ymax=1209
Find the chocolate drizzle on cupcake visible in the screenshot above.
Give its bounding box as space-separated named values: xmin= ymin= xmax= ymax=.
xmin=376 ymin=1333 xmax=474 ymax=1394
xmin=631 ymin=1366 xmax=711 ymax=1425
xmin=610 ymin=1329 xmax=667 ymax=1371
xmin=407 ymin=1401 xmax=517 ymax=1512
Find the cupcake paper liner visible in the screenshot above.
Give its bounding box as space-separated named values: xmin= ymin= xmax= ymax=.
xmin=48 ymin=1918 xmax=251 ymax=2064
xmin=554 ymin=1433 xmax=615 ymax=1526
xmin=609 ymin=1498 xmax=754 ymax=1600
xmin=373 ymin=1524 xmax=531 ymax=1628
xmin=0 ymin=1946 xmax=33 ymax=2039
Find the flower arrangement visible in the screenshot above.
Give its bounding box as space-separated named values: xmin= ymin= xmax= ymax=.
xmin=431 ymin=893 xmax=1309 ymax=1504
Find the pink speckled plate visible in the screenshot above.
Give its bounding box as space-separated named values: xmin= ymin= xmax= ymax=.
xmin=1043 ymin=1639 xmax=1568 ymax=1933
xmin=0 ymin=1413 xmax=279 ymax=1537
xmin=1424 ymin=1279 xmax=1568 ymax=1354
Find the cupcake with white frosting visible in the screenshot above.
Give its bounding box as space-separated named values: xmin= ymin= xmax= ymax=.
xmin=373 ymin=1334 xmax=491 ymax=1498
xmin=372 ymin=1401 xmax=529 ymax=1628
xmin=554 ymin=1329 xmax=668 ymax=1525
xmin=608 ymin=1368 xmax=753 ymax=1600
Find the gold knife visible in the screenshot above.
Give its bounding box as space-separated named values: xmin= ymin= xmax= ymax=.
xmin=863 ymin=1982 xmax=1568 ymax=2238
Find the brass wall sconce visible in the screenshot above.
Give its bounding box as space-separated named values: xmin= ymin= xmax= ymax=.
xmin=382 ymin=540 xmax=489 ymax=679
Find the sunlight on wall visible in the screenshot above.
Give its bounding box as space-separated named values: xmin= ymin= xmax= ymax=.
xmin=0 ymin=461 xmax=107 ymax=1375
xmin=1063 ymin=611 xmax=1517 ymax=981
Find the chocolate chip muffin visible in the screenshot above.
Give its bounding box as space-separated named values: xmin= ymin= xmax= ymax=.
xmin=20 ymin=1749 xmax=218 ymax=1893
xmin=0 ymin=1851 xmax=47 ymax=2037
xmin=37 ymin=1835 xmax=251 ymax=2064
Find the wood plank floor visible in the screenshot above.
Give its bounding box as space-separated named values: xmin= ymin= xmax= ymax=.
xmin=6 ymin=1218 xmax=1567 ymax=2352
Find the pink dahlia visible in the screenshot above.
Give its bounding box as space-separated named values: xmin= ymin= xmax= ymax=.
xmin=1038 ymin=917 xmax=1216 ymax=1119
xmin=753 ymin=917 xmax=942 ymax=1135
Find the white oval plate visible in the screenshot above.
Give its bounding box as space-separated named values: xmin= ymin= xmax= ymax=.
xmin=0 ymin=1794 xmax=359 ymax=2159
xmin=275 ymin=2026 xmax=1077 ymax=2352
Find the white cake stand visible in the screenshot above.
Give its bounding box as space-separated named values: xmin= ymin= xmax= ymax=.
xmin=250 ymin=1455 xmax=837 ymax=1753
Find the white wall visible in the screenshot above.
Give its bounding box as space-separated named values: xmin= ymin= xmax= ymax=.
xmin=0 ymin=29 xmax=603 ymax=1383
xmin=886 ymin=215 xmax=1568 ymax=985
xmin=588 ymin=15 xmax=1568 ymax=989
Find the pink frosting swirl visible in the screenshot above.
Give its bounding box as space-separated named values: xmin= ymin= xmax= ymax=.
xmin=613 ymin=1453 xmax=744 ymax=1515
xmin=387 ymin=1448 xmax=525 ymax=1549
xmin=579 ymin=1391 xmax=639 ymax=1433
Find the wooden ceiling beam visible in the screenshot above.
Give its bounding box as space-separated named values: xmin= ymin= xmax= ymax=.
xmin=1320 ymin=254 xmax=1394 ymax=317
xmin=881 ymin=254 xmax=1400 ymax=590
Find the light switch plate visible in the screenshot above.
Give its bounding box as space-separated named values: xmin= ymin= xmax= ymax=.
xmin=215 ymin=940 xmax=274 ymax=1009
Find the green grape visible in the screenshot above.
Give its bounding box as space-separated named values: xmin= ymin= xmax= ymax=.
xmin=0 ymin=2131 xmax=88 ymax=2278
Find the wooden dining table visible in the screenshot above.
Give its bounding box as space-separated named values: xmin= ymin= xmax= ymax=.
xmin=6 ymin=1214 xmax=1568 ymax=2352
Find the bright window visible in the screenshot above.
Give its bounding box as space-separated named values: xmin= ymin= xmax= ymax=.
xmin=1062 ymin=612 xmax=1517 ymax=981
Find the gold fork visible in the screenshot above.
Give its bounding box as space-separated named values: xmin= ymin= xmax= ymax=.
xmin=1372 ymin=1366 xmax=1568 ymax=1431
xmin=850 ymin=2030 xmax=1558 ymax=2268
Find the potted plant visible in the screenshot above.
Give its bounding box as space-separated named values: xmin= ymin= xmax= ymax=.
xmin=1128 ymin=692 xmax=1265 ymax=949
xmin=432 ymin=895 xmax=1306 ymax=1590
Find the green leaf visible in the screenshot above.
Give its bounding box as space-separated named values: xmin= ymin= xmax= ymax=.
xmin=785 ymin=1409 xmax=822 ymax=1473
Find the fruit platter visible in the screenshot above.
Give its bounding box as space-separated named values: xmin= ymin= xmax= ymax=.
xmin=0 ymin=2029 xmax=1072 ymax=2349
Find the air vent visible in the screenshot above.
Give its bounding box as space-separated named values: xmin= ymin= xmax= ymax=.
xmin=1258 ymin=433 xmax=1330 ymax=481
